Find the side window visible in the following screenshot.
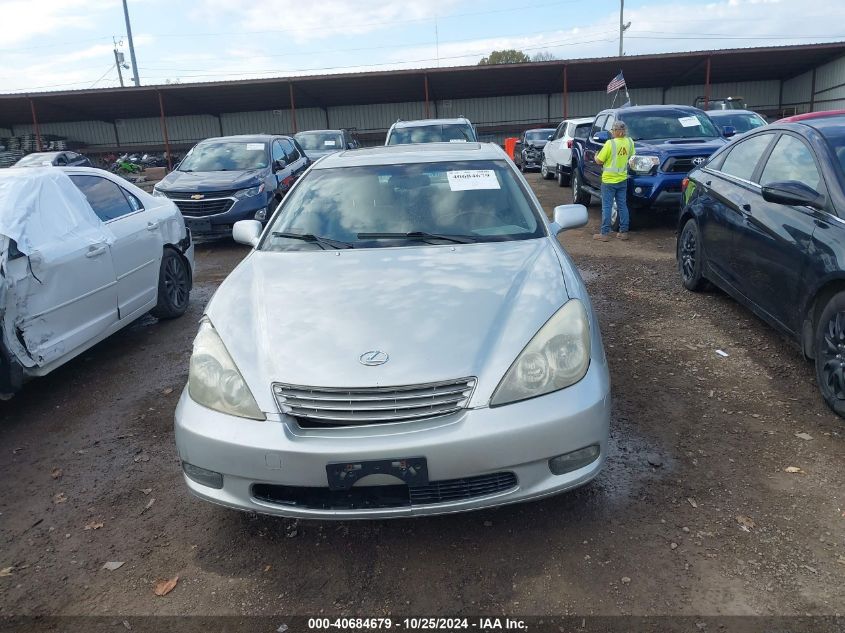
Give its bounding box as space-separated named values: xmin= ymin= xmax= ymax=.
xmin=603 ymin=115 xmax=615 ymax=132
xmin=760 ymin=134 xmax=823 ymax=192
xmin=69 ymin=175 xmax=134 ymax=222
xmin=719 ymin=133 xmax=775 ymax=182
xmin=553 ymin=123 xmax=566 ymax=140
xmin=574 ymin=124 xmax=590 ymax=140
xmin=272 ymin=140 xmax=285 ymax=163
xmin=282 ymin=139 xmax=300 ymax=162
xmin=590 ymin=115 xmax=607 ymax=138
xmin=55 ymin=154 xmax=68 ymax=166
xmin=124 ymin=190 xmax=144 ymax=212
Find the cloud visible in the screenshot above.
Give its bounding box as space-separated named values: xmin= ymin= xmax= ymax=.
xmin=0 ymin=0 xmax=110 ymax=47
xmin=192 ymin=0 xmax=463 ymax=42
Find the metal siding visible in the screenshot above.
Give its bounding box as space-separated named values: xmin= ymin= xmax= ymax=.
xmin=814 ymin=54 xmax=845 ymax=92
xmin=664 ymin=81 xmax=780 ymax=109
xmin=221 ymin=110 xmax=293 ymax=135
xmin=782 ymin=70 xmax=812 ymax=106
xmin=114 ymin=117 xmax=164 ymax=145
xmin=164 ymin=114 xmax=219 ymax=144
xmin=327 ymin=102 xmax=426 ymax=132
xmin=0 ymin=128 xmax=10 ymax=137
xmin=10 ymin=120 xmax=116 ymax=146
xmin=295 ymin=108 xmax=327 ymax=131
xmin=438 ymin=94 xmax=548 ymax=125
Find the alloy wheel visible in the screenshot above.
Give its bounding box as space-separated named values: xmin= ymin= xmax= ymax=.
xmin=680 ymin=226 xmax=697 ymax=282
xmin=821 ymin=312 xmax=845 ymax=400
xmin=164 ymin=256 xmax=188 ymax=309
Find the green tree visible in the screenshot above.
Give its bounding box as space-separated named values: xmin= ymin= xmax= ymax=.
xmin=531 ymin=51 xmax=557 ymax=62
xmin=478 ymin=49 xmax=531 ymax=65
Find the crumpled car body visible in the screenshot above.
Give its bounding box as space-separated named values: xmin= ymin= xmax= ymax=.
xmin=0 ymin=167 xmax=194 ymax=397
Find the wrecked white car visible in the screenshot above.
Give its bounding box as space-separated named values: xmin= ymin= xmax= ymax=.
xmin=0 ymin=167 xmax=194 ymax=397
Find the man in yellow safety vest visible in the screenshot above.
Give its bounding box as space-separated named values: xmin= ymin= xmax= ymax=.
xmin=593 ymin=120 xmax=635 ymax=242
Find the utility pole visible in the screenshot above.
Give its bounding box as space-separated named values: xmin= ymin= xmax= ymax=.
xmin=122 ymin=0 xmax=141 ymax=86
xmin=619 ymin=0 xmax=631 ymax=57
xmin=113 ymin=37 xmax=128 ymax=88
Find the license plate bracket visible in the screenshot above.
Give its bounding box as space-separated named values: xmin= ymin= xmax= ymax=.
xmin=185 ymin=218 xmax=212 ymax=233
xmin=326 ymin=457 xmax=428 ymax=491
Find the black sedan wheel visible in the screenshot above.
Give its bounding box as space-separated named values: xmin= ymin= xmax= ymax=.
xmin=815 ymin=292 xmax=845 ymax=418
xmin=678 ymin=219 xmax=707 ymax=291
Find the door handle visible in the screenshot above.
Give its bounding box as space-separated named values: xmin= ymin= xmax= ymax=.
xmin=86 ymin=245 xmax=107 ymax=258
xmin=742 ymin=203 xmax=751 ymax=213
xmin=146 ymin=221 xmax=159 ymax=231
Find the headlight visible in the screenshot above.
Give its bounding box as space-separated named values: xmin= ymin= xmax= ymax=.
xmin=233 ymin=184 xmax=265 ymax=199
xmin=628 ymin=155 xmax=660 ymax=174
xmin=188 ymin=318 xmax=265 ymax=420
xmin=490 ymin=299 xmax=591 ymax=406
xmin=152 ymin=186 xmax=165 ymax=197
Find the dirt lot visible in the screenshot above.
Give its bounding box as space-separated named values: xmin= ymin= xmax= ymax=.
xmin=1 ymin=174 xmax=843 ymax=618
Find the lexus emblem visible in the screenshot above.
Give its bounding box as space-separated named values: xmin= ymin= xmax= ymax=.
xmin=359 ymin=350 xmax=389 ymax=366
xmin=692 ymin=157 xmax=706 ymax=166
xmin=190 ymin=193 xmax=204 ymax=200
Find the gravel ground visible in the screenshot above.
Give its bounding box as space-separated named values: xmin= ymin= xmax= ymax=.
xmin=0 ymin=174 xmax=843 ymax=618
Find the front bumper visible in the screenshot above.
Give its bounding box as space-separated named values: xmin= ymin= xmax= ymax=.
xmin=627 ymin=173 xmax=685 ymax=210
xmin=174 ymin=362 xmax=611 ymax=519
xmin=180 ymin=194 xmax=270 ymax=237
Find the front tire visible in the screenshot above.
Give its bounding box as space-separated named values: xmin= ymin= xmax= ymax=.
xmin=814 ymin=292 xmax=845 ymax=419
xmin=678 ymin=218 xmax=707 ymax=291
xmin=150 ymin=249 xmax=191 ymax=319
xmin=571 ymin=168 xmax=591 ymax=205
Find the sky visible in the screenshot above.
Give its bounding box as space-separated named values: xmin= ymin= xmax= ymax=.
xmin=0 ymin=0 xmax=843 ymax=94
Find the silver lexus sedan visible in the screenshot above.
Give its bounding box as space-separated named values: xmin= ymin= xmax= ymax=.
xmin=174 ymin=142 xmax=611 ymax=519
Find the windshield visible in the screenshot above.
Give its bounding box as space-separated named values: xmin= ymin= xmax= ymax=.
xmin=620 ymin=110 xmax=721 ymax=140
xmin=709 ymin=112 xmax=767 ymax=133
xmin=526 ymin=129 xmax=554 ymax=142
xmin=178 ymin=141 xmax=268 ymax=171
xmin=295 ymin=131 xmax=344 ymax=151
xmin=260 ymin=160 xmax=544 ymax=251
xmin=388 ymin=124 xmax=475 ymax=145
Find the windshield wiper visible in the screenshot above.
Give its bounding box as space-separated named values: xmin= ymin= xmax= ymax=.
xmin=272 ymin=232 xmax=354 ymax=249
xmin=358 ymin=231 xmax=478 ymax=244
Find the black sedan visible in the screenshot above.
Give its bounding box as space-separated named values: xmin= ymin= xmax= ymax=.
xmin=676 ymin=111 xmax=845 ymax=416
xmin=13 ymin=151 xmax=93 ymax=168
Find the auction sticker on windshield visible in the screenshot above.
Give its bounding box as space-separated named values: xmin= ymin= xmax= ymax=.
xmin=447 ymin=170 xmax=500 ymax=191
xmin=678 ymin=116 xmax=701 ymax=128
xmin=246 ymin=143 xmax=264 ymax=150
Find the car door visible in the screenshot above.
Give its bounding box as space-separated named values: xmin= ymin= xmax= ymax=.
xmin=583 ymin=115 xmax=608 ymax=187
xmin=730 ymin=132 xmax=826 ymax=333
xmin=6 ymin=209 xmax=118 ymax=368
xmin=696 ymin=132 xmax=776 ymax=290
xmin=70 ymin=174 xmax=163 ymax=320
xmin=270 ymin=139 xmax=287 ymax=197
xmin=545 ymin=122 xmax=565 ymax=167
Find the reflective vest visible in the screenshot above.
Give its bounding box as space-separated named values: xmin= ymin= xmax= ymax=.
xmin=601 ymin=137 xmax=635 ymax=184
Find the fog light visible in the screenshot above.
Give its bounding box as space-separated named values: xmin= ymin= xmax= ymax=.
xmin=255 ymin=208 xmax=266 ymax=221
xmin=182 ymin=462 xmax=223 ymax=489
xmin=634 ymin=186 xmax=643 ymax=194
xmin=548 ymin=445 xmax=600 ymax=475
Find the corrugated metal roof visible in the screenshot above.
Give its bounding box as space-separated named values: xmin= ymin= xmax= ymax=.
xmin=1 ymin=42 xmax=843 ymax=127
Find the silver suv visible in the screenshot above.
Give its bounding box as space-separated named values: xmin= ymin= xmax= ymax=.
xmin=385 ymin=117 xmax=477 ymax=145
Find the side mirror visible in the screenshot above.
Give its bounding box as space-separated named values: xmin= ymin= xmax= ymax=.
xmin=761 ymin=181 xmax=825 ymax=210
xmin=347 ymin=142 xmax=355 ymax=149
xmin=722 ymin=125 xmax=737 ymax=138
xmin=550 ymin=204 xmax=589 ymax=234
xmin=547 ymin=134 xmax=554 ymax=141
xmin=593 ymin=131 xmax=610 ymax=143
xmin=232 ymin=220 xmax=263 ymax=247
xmin=272 ymin=159 xmax=286 ymax=172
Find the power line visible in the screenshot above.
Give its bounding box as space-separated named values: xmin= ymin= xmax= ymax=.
xmin=88 ymin=65 xmax=117 ymax=89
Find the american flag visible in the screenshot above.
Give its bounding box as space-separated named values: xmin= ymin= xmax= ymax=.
xmin=607 ymin=72 xmax=626 ymax=94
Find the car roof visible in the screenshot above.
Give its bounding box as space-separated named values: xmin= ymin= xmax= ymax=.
xmin=197 ymin=134 xmax=281 ymax=144
xmin=391 ymin=118 xmax=472 ymax=129
xmin=21 ymin=151 xmax=61 ymax=158
xmin=295 ymin=129 xmax=343 ymax=135
xmin=706 ymin=109 xmax=762 ymax=117
xmin=776 ymin=109 xmax=845 ymax=123
xmin=564 ymin=117 xmax=595 ymax=125
xmin=314 ymin=142 xmax=503 ymax=168
xmin=605 ymin=104 xmax=700 ymax=115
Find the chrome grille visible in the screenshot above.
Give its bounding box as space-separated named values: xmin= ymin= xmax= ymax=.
xmin=172 ymin=198 xmax=235 ymax=217
xmin=163 ymin=189 xmax=240 ymax=200
xmin=273 ymin=378 xmax=477 ymax=426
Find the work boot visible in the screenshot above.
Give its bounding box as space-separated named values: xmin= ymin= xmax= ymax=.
xmin=617 ymin=232 xmax=629 ymax=241
xmin=593 ymin=233 xmax=609 ymax=242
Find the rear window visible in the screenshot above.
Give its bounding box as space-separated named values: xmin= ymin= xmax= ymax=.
xmin=388 ymin=124 xmax=476 ymax=145
xmin=815 ymin=119 xmax=845 ymax=182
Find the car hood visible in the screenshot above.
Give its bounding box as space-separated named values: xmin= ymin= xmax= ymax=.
xmin=634 ymin=137 xmax=727 ymax=156
xmin=157 ymin=169 xmax=265 ymax=192
xmin=206 ymin=239 xmax=569 ymax=412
